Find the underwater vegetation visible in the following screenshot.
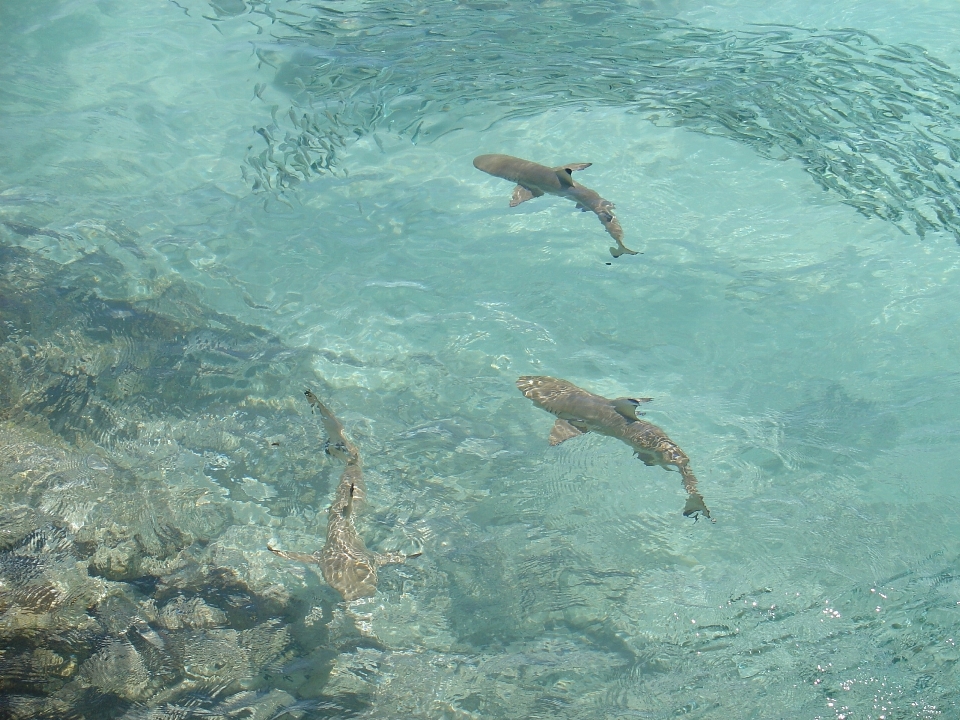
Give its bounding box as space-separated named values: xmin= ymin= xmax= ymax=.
xmin=210 ymin=0 xmax=960 ymax=242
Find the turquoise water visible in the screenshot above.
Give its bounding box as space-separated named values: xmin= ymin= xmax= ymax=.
xmin=2 ymin=0 xmax=960 ymax=717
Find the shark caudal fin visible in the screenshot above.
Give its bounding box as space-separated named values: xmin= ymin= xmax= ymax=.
xmin=592 ymin=203 xmax=639 ymax=258
xmin=682 ymin=492 xmax=712 ymax=521
xmin=610 ymin=244 xmax=639 ymax=258
xmin=598 ymin=214 xmax=639 ymax=258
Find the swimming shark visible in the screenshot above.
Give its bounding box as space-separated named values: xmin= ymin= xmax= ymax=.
xmin=268 ymin=391 xmax=413 ymax=600
xmin=516 ymin=375 xmax=711 ymax=520
xmin=304 ymin=388 xmax=359 ymax=464
xmin=473 ymin=153 xmax=639 ymax=258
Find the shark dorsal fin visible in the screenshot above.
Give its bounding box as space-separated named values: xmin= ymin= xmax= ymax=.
xmin=554 ymin=163 xmax=592 ymax=188
xmin=549 ymin=418 xmax=586 ymax=446
xmin=612 ymin=397 xmax=653 ymax=421
xmin=510 ymin=184 xmax=543 ymax=207
xmin=342 ymin=482 xmax=355 ymax=518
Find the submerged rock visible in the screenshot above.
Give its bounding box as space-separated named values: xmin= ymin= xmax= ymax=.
xmin=0 ymin=245 xmax=322 ymax=717
xmin=157 ymin=595 xmax=227 ymax=630
xmin=90 ymin=540 xmax=143 ymax=582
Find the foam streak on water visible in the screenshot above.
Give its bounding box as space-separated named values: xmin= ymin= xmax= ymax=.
xmin=1 ymin=1 xmax=959 ymax=719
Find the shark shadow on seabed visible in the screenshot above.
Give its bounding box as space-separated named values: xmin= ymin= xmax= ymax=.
xmin=269 ymin=390 xmax=418 ymax=601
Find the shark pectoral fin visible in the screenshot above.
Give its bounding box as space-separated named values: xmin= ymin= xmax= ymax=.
xmin=374 ymin=550 xmax=407 ymax=567
xmin=633 ymin=450 xmax=658 ymax=466
xmin=612 ymin=397 xmax=653 ymax=420
xmin=549 ymin=418 xmax=586 ymax=446
xmin=510 ymin=184 xmax=543 ymax=207
xmin=268 ymin=544 xmax=319 ymax=565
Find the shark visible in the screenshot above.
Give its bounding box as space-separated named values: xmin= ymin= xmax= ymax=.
xmin=516 ymin=375 xmax=712 ymax=520
xmin=268 ymin=391 xmax=414 ymax=601
xmin=473 ymin=153 xmax=639 ymax=258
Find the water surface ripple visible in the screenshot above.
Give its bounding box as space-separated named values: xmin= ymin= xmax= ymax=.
xmin=1 ymin=1 xmax=960 ymax=719
xmin=234 ymin=0 xmax=960 ymax=242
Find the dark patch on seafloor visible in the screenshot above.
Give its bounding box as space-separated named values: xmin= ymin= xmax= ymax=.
xmin=0 ymin=245 xmax=383 ymax=718
xmin=0 ymin=245 xmax=295 ymax=443
xmin=780 ymin=383 xmax=902 ymax=468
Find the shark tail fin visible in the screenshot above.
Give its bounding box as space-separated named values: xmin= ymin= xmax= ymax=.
xmin=609 ymin=246 xmax=640 ymax=258
xmin=600 ymin=213 xmax=639 ymax=258
xmin=682 ymin=491 xmax=712 ymax=521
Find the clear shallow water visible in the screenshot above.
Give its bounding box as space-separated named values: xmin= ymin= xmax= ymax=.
xmin=1 ymin=1 xmax=959 ymax=718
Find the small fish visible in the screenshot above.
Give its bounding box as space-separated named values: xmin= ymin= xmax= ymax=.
xmin=255 ymin=48 xmax=276 ymax=69
xmin=168 ymin=0 xmax=190 ymax=15
xmin=1 ymin=220 xmax=68 ymax=240
xmin=0 ymin=189 xmax=56 ymax=206
xmin=473 ymin=154 xmax=639 ymax=258
xmin=516 ymin=375 xmax=711 ymax=520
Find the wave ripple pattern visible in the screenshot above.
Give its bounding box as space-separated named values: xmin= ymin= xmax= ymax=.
xmin=224 ymin=0 xmax=960 ymax=241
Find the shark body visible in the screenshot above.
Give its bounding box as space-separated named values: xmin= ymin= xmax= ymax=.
xmin=516 ymin=375 xmax=711 ymax=520
xmin=473 ymin=153 xmax=639 ymax=258
xmin=269 ymin=391 xmax=411 ymax=600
